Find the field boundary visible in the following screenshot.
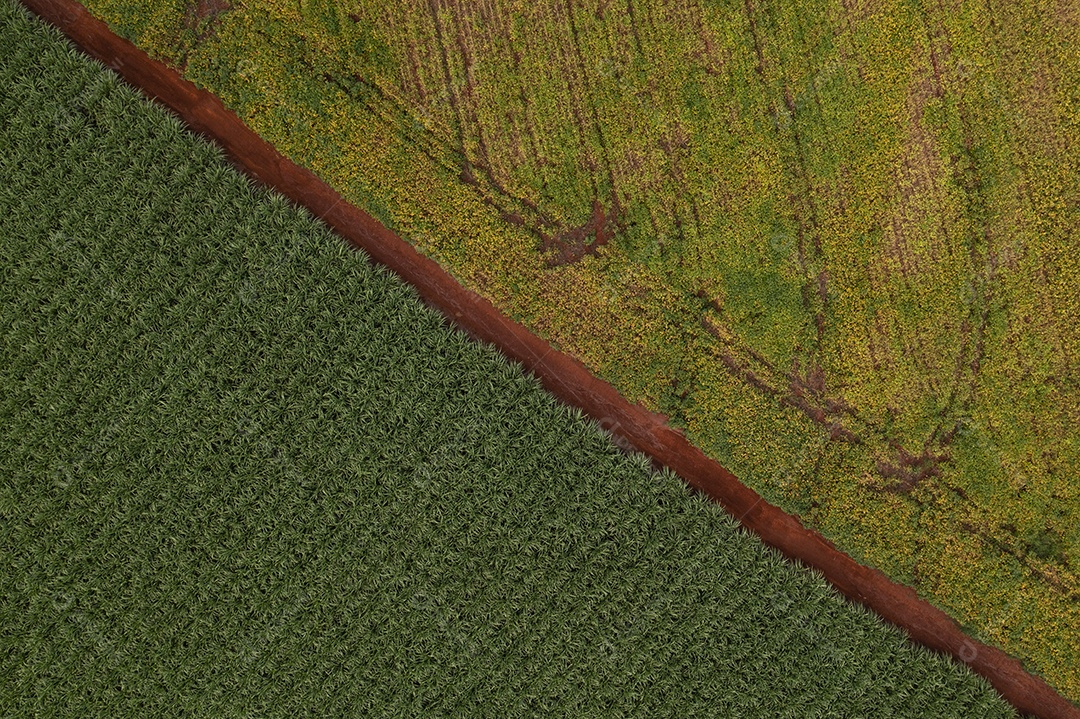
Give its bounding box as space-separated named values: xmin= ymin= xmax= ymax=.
xmin=17 ymin=1 xmax=1077 ymax=717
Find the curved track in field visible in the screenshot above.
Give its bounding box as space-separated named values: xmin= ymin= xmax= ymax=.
xmin=17 ymin=1 xmax=1078 ymax=717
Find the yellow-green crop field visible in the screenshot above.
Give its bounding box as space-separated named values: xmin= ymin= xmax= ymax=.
xmin=78 ymin=0 xmax=1079 ymax=700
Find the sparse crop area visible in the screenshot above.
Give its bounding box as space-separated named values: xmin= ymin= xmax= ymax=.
xmin=67 ymin=0 xmax=1080 ymax=700
xmin=0 ymin=3 xmax=1028 ymax=715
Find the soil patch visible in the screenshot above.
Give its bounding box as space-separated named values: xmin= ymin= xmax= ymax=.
xmin=541 ymin=197 xmax=623 ymax=267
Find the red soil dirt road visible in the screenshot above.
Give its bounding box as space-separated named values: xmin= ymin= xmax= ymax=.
xmin=17 ymin=1 xmax=1078 ymax=717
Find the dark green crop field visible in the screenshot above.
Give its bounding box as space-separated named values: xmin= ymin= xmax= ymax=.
xmin=0 ymin=2 xmax=1022 ymax=715
xmin=69 ymin=0 xmax=1080 ymax=700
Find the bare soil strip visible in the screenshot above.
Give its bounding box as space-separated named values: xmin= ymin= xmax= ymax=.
xmin=17 ymin=1 xmax=1078 ymax=717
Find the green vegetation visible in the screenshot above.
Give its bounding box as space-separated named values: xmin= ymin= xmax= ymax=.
xmin=0 ymin=4 xmax=1022 ymax=715
xmin=48 ymin=0 xmax=1080 ymax=701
